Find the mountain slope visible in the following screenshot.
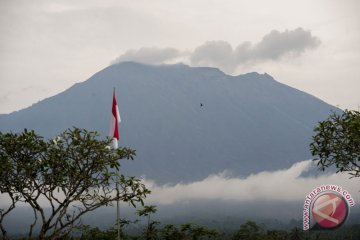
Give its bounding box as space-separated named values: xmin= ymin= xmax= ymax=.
xmin=0 ymin=62 xmax=339 ymax=183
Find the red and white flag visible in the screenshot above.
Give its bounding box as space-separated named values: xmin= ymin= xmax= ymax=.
xmin=110 ymin=89 xmax=121 ymax=149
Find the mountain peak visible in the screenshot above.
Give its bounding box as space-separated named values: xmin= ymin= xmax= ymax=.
xmin=236 ymin=71 xmax=275 ymax=81
xmin=111 ymin=62 xmax=275 ymax=82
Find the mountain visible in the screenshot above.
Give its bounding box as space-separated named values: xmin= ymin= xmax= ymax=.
xmin=0 ymin=62 xmax=339 ymax=183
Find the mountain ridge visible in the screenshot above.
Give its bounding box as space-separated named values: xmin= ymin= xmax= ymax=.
xmin=0 ymin=62 xmax=340 ymax=183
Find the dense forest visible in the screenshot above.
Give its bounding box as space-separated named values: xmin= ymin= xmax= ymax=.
xmin=59 ymin=221 xmax=360 ymax=240
xmin=7 ymin=220 xmax=360 ymax=240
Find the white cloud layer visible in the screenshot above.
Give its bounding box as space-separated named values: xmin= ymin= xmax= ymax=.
xmin=113 ymin=28 xmax=320 ymax=73
xmin=0 ymin=160 xmax=358 ymax=210
xmin=143 ymin=160 xmax=359 ymax=205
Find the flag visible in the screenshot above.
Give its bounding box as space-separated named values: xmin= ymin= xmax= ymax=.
xmin=110 ymin=89 xmax=121 ymax=149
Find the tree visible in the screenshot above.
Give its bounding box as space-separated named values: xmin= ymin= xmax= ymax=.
xmin=79 ymin=226 xmax=117 ymax=240
xmin=232 ymin=221 xmax=264 ymax=240
xmin=161 ymin=223 xmax=220 ymax=240
xmin=0 ymin=128 xmax=150 ymax=239
xmin=79 ymin=222 xmax=221 ymax=240
xmin=137 ymin=205 xmax=159 ymax=240
xmin=264 ymin=229 xmax=288 ymax=240
xmin=310 ymin=110 xmax=360 ymax=177
xmin=79 ymin=217 xmax=141 ymax=240
xmin=289 ymin=227 xmax=306 ymax=240
xmin=183 ymin=224 xmax=220 ymax=240
xmin=159 ymin=224 xmax=184 ymax=240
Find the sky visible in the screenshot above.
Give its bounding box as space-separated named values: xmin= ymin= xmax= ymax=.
xmin=0 ymin=0 xmax=359 ymax=113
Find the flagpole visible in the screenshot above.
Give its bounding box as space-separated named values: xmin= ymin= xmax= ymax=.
xmin=111 ymin=88 xmax=121 ymax=240
xmin=116 ymin=89 xmax=121 ymax=240
xmin=117 ymin=179 xmax=120 ymax=240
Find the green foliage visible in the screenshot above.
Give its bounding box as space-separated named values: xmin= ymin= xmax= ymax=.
xmin=137 ymin=205 xmax=157 ymax=218
xmin=159 ymin=224 xmax=184 ymax=240
xmin=160 ymin=223 xmax=220 ymax=240
xmin=137 ymin=205 xmax=159 ymax=240
xmin=232 ymin=221 xmax=263 ymax=240
xmin=74 ymin=219 xmax=360 ymax=240
xmin=78 ymin=221 xmax=221 ymax=240
xmin=10 ymin=218 xmax=357 ymax=240
xmin=0 ymin=128 xmax=150 ymax=240
xmin=289 ymin=227 xmax=304 ymax=240
xmin=79 ymin=225 xmax=117 ymax=240
xmin=264 ymin=229 xmax=288 ymax=240
xmin=183 ymin=224 xmax=220 ymax=240
xmin=310 ymin=110 xmax=360 ymax=177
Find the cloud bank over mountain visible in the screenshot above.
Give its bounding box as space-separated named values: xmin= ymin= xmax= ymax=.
xmin=144 ymin=160 xmax=358 ymax=205
xmin=1 ymin=160 xmax=357 ymax=210
xmin=112 ymin=28 xmax=320 ymax=73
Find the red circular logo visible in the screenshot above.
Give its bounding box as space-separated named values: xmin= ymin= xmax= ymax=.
xmin=311 ymin=192 xmax=348 ymax=229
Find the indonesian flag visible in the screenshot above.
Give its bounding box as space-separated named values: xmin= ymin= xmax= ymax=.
xmin=110 ymin=89 xmax=121 ymax=149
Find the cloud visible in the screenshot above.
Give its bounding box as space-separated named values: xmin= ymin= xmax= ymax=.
xmin=112 ymin=47 xmax=182 ymax=65
xmin=113 ymin=28 xmax=320 ymax=73
xmin=190 ymin=41 xmax=237 ymax=73
xmin=143 ymin=160 xmax=359 ymax=205
xmin=191 ymin=28 xmax=320 ymax=72
xmin=250 ymin=28 xmax=321 ymax=60
xmin=1 ymin=160 xmax=358 ymax=211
